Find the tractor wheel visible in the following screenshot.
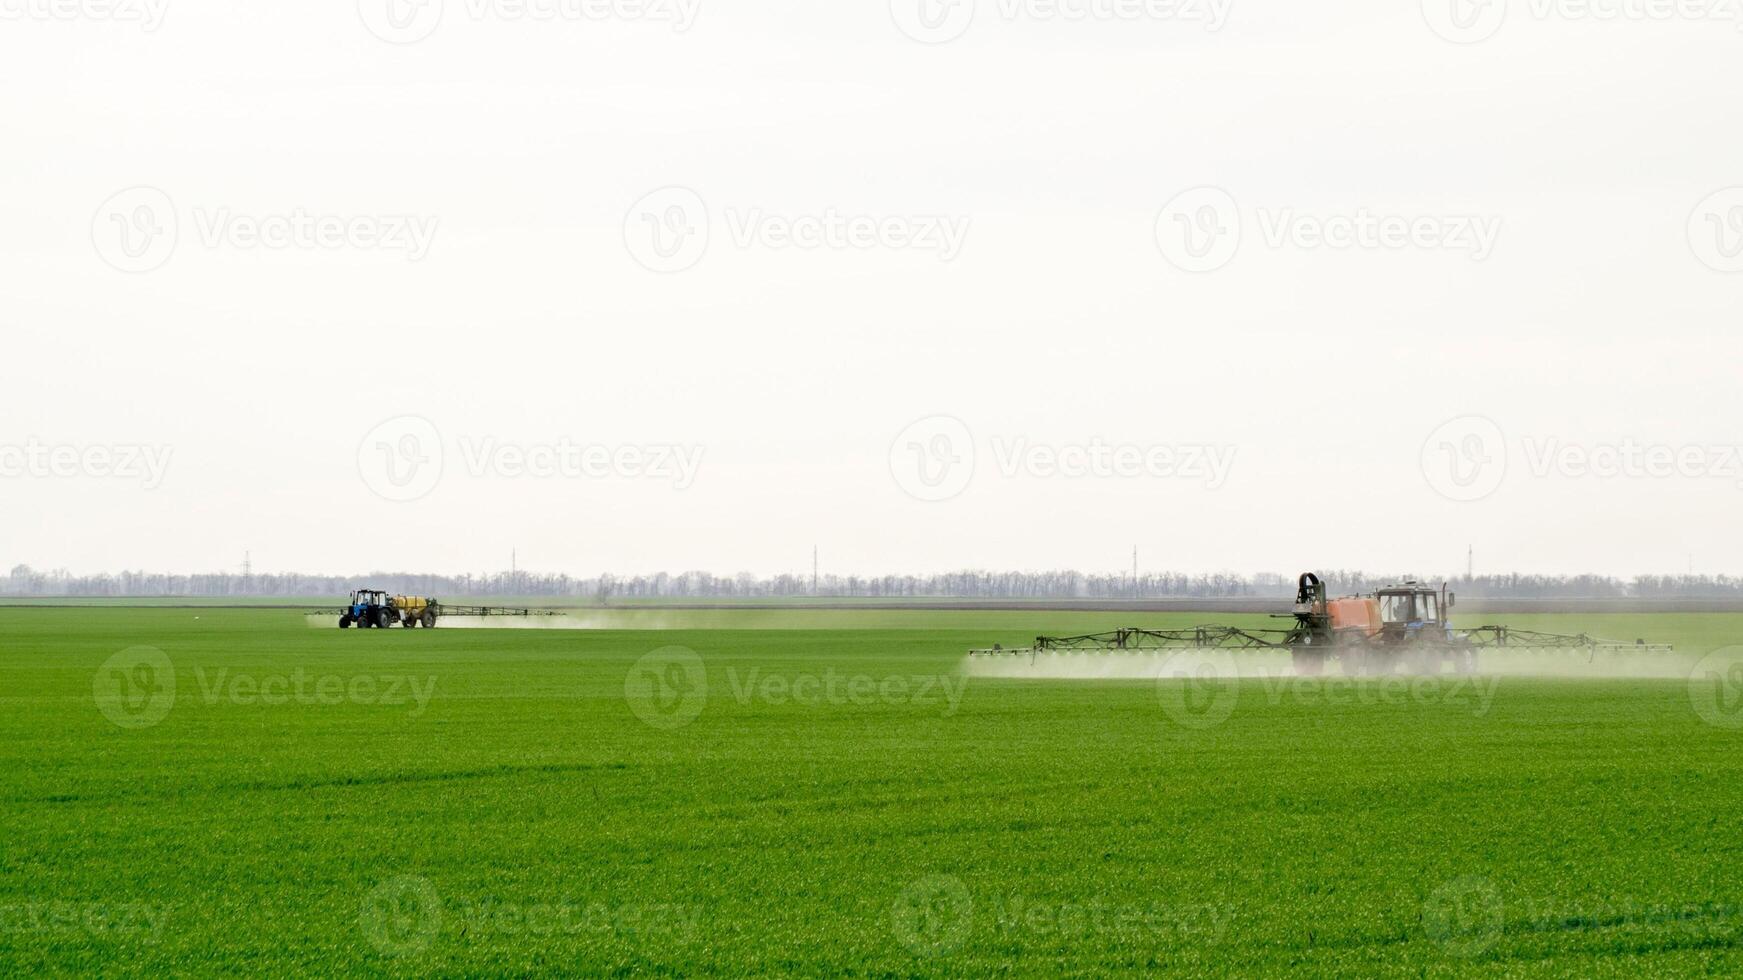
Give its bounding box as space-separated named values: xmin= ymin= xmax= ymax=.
xmin=377 ymin=608 xmax=396 ymax=629
xmin=1340 ymin=649 xmax=1365 ymax=676
xmin=421 ymin=609 xmax=437 ymax=629
xmin=339 ymin=615 xmax=353 ymax=629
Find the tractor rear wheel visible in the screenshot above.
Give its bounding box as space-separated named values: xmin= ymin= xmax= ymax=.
xmin=1291 ymin=647 xmax=1325 ymax=676
xmin=377 ymin=608 xmax=396 ymax=629
xmin=339 ymin=615 xmax=352 ymax=629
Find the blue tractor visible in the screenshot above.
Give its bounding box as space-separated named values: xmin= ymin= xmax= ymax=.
xmin=340 ymin=589 xmax=399 ymax=629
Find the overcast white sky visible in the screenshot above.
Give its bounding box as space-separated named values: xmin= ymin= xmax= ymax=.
xmin=1 ymin=0 xmax=1738 ymax=580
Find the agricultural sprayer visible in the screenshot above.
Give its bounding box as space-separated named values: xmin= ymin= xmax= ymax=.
xmin=336 ymin=589 xmax=551 ymax=629
xmin=970 ymin=572 xmax=1672 ymax=674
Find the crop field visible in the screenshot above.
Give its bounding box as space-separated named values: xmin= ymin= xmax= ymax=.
xmin=4 ymin=607 xmax=1743 ymax=975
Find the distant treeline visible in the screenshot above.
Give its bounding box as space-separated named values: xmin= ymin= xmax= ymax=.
xmin=5 ymin=565 xmax=1742 ymax=600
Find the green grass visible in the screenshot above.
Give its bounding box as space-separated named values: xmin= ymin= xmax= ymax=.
xmin=3 ymin=607 xmax=1743 ymax=975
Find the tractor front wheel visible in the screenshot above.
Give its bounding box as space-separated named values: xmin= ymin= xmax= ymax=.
xmin=421 ymin=609 xmax=437 ymax=629
xmin=339 ymin=615 xmax=353 ymax=629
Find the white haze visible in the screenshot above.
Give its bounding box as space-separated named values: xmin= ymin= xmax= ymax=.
xmin=964 ymin=649 xmax=1708 ymax=681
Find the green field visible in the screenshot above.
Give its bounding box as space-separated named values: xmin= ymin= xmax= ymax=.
xmin=4 ymin=607 xmax=1743 ymax=975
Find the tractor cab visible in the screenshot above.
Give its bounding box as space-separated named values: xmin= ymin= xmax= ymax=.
xmin=341 ymin=589 xmax=394 ymax=628
xmin=349 ymin=589 xmax=388 ymax=616
xmin=1375 ymin=581 xmax=1453 ymax=635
